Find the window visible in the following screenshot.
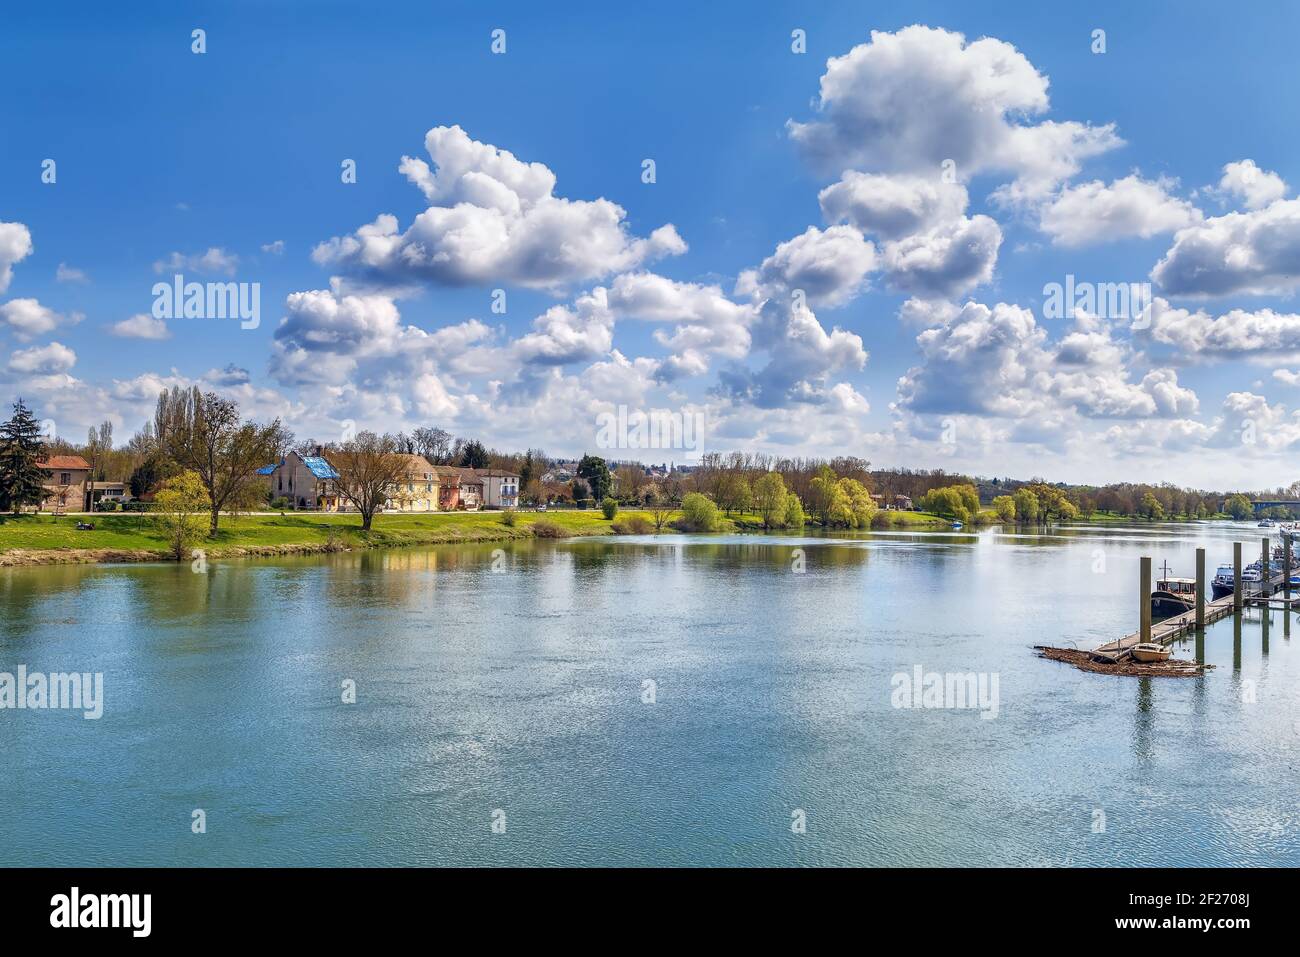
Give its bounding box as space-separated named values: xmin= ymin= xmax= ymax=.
xmin=60 ymin=472 xmax=70 ymax=485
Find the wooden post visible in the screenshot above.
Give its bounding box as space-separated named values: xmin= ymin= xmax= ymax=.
xmin=1286 ymin=534 xmax=1293 ymax=603
xmin=1234 ymin=541 xmax=1243 ymax=612
xmin=1140 ymin=556 xmax=1152 ymax=644
xmin=1195 ymin=547 xmax=1206 ymax=631
xmin=1264 ymin=537 xmax=1272 ymax=598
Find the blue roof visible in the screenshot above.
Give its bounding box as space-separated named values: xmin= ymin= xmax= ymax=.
xmin=256 ymin=462 xmax=278 ymax=475
xmin=302 ymin=456 xmax=339 ymax=480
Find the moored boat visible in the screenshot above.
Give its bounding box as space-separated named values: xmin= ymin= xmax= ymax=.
xmin=1211 ymin=563 xmax=1235 ymax=599
xmin=1151 ymin=576 xmax=1197 ymax=619
xmin=1132 ymin=642 xmax=1172 ymax=663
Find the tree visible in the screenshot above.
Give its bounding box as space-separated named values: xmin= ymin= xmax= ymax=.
xmin=642 ymin=483 xmax=673 ymax=531
xmin=0 ymin=399 xmax=49 ymax=514
xmin=1224 ymin=493 xmax=1253 ymax=520
xmin=577 ymin=454 xmax=612 ymax=502
xmin=601 ymin=497 xmax=619 ymax=521
xmin=85 ymin=420 xmax=113 ymax=511
xmin=783 ymin=493 xmax=806 ymax=528
xmin=328 ymin=432 xmax=407 ymax=531
xmin=1139 ymin=491 xmax=1166 ymax=520
xmin=413 ymin=426 xmax=454 ymax=463
xmin=459 ymin=439 xmax=489 ymax=469
xmin=992 ymin=495 xmax=1016 ymax=522
xmin=753 ymin=472 xmax=789 ymax=530
xmin=1012 ymin=488 xmax=1039 ymax=524
xmin=838 ymin=477 xmax=877 ymax=528
xmin=128 ymin=454 xmax=166 ymax=499
xmin=155 ymin=386 xmax=286 ymax=536
xmin=570 ymin=477 xmax=590 ymax=506
xmin=152 ymin=471 xmax=211 ymax=561
xmin=807 ymin=465 xmax=839 ymax=525
xmin=679 ymin=492 xmax=720 ymax=531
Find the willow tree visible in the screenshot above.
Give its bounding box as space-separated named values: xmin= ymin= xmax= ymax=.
xmin=154 ymin=386 xmax=287 ymax=536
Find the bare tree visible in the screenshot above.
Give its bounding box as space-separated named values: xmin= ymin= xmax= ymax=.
xmin=412 ymin=426 xmax=453 ymax=463
xmin=328 ymin=432 xmax=405 ymax=531
xmin=155 ymin=386 xmax=286 ymax=536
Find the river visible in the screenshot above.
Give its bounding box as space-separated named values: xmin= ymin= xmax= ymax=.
xmin=1 ymin=521 xmax=1297 ymax=866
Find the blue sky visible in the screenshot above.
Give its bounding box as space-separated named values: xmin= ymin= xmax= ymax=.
xmin=5 ymin=0 xmax=1300 ymax=487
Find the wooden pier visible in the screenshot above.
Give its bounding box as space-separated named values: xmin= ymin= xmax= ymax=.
xmin=1092 ymin=537 xmax=1292 ymax=663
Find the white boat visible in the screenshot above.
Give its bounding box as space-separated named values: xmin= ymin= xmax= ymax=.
xmin=950 ymin=520 xmax=963 ymax=530
xmin=1132 ymin=642 xmax=1171 ymax=663
xmin=1211 ymin=563 xmax=1235 ymax=598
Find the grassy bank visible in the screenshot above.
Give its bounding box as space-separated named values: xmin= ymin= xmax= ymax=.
xmin=0 ymin=506 xmax=956 ymax=567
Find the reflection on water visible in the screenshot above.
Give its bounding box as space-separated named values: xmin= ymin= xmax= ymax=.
xmin=1 ymin=521 xmax=1299 ymax=866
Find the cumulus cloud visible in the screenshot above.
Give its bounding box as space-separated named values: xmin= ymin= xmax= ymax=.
xmin=787 ymin=26 xmax=1119 ymax=201
xmin=1038 ymin=174 xmax=1201 ymax=247
xmin=1152 ymin=198 xmax=1300 ymax=296
xmin=7 ymin=341 xmax=76 ymax=375
xmin=0 ymin=298 xmax=82 ymax=339
xmin=153 ymin=247 xmax=239 ymax=276
xmin=880 ymin=214 xmax=1001 ymax=298
xmin=109 ymin=313 xmax=171 ymax=340
xmin=0 ymin=221 xmax=33 ymax=293
xmin=313 ymin=125 xmax=686 ymax=291
xmin=735 ymin=225 xmax=877 ymax=307
xmin=1215 ymin=159 xmax=1287 ymax=210
xmin=1147 ymin=299 xmax=1300 ymax=359
xmin=819 ymin=172 xmax=968 ymax=240
xmin=55 ymin=262 xmax=88 ymax=284
xmin=895 ymin=299 xmax=1196 ymax=421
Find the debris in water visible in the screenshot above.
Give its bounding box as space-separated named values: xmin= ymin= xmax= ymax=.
xmin=1034 ymin=645 xmax=1213 ymax=677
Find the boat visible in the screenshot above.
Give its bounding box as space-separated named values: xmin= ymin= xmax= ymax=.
xmin=1259 ymin=518 xmax=1277 ymax=528
xmin=1211 ymin=563 xmax=1235 ymax=599
xmin=1242 ymin=564 xmax=1262 ymax=584
xmin=1132 ymin=642 xmax=1172 ymax=663
xmin=950 ymin=520 xmax=963 ymax=530
xmin=1151 ymin=576 xmax=1197 ymax=619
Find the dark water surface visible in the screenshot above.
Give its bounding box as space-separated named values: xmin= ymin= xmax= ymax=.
xmin=2 ymin=521 xmax=1297 ymax=866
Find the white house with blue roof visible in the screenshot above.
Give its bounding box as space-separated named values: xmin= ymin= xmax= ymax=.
xmin=258 ymin=450 xmax=342 ymax=511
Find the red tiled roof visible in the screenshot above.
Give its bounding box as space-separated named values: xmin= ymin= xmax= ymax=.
xmin=37 ymin=455 xmax=91 ymax=470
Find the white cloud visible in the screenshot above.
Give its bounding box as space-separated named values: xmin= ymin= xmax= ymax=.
xmin=819 ymin=172 xmax=968 ymax=240
xmin=109 ymin=313 xmax=172 ymax=340
xmin=261 ymin=240 xmax=285 ymax=255
xmin=55 ymin=262 xmax=88 ymax=284
xmin=313 ymin=125 xmax=686 ymax=291
xmin=787 ymin=26 xmax=1119 ymax=202
xmin=881 ymin=214 xmax=1001 ymax=298
xmin=1147 ymin=300 xmax=1300 ymax=359
xmin=0 ymin=298 xmax=82 ymax=339
xmin=735 ymin=225 xmax=877 ymax=307
xmin=0 ymin=221 xmax=33 ymax=294
xmin=1152 ymin=198 xmax=1300 ymax=296
xmin=153 ymin=248 xmax=239 ymax=276
xmin=1038 ymin=174 xmax=1201 ymax=247
xmin=7 ymin=341 xmax=76 ymax=375
xmin=1216 ymin=159 xmax=1287 ymax=210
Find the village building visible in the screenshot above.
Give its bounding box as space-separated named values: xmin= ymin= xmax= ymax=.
xmin=37 ymin=455 xmax=92 ymax=513
xmin=475 ymin=469 xmax=520 ymax=508
xmin=258 ymin=451 xmax=342 ymax=511
xmin=385 ymin=454 xmax=440 ymax=512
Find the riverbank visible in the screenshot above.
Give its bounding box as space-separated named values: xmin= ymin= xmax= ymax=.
xmin=0 ymin=508 xmax=957 ymax=566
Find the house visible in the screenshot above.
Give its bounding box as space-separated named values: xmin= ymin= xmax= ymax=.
xmin=894 ymin=495 xmax=914 ymax=511
xmin=428 ymin=465 xmax=485 ymax=510
xmin=258 ymin=451 xmax=342 ymax=510
xmin=385 ymin=454 xmax=439 ymax=512
xmin=37 ymin=455 xmax=92 ymax=512
xmin=475 ymin=469 xmax=520 ymax=508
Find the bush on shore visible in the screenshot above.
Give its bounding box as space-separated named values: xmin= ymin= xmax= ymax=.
xmin=530 ymin=519 xmax=567 ymax=538
xmin=611 ymin=515 xmax=653 ymax=535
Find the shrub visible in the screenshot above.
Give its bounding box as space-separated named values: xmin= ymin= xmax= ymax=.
xmin=501 ymin=509 xmax=518 ymax=526
xmin=601 ymin=497 xmax=619 ymax=521
xmin=870 ymin=509 xmax=895 ymax=529
xmin=121 ymin=501 xmax=156 ymax=512
xmin=611 ymin=515 xmax=653 ymax=535
xmin=270 ymin=497 xmax=291 ymax=510
xmin=530 ymin=519 xmax=567 ymax=538
xmin=95 ymin=500 xmax=119 ymax=512
xmin=678 ymin=492 xmax=720 ymax=532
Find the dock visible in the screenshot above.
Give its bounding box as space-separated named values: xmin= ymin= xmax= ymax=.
xmin=1042 ymin=537 xmax=1295 ymax=672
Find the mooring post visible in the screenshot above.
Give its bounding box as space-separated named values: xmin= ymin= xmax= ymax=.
xmin=1195 ymin=547 xmax=1206 ymax=630
xmin=1286 ymin=534 xmax=1293 ymax=603
xmin=1264 ymin=537 xmax=1272 ymax=598
xmin=1234 ymin=541 xmax=1243 ymax=612
xmin=1140 ymin=556 xmax=1152 ymax=644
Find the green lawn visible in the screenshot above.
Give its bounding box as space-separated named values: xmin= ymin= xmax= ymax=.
xmin=0 ymin=505 xmax=958 ymax=565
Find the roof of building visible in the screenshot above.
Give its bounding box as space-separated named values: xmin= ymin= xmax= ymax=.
xmin=394 ymin=453 xmax=436 ymax=478
xmin=300 ymin=455 xmax=339 ymax=480
xmin=256 ymin=462 xmax=278 ymax=475
xmin=38 ymin=455 xmax=92 ymax=470
xmin=475 ymin=468 xmax=520 ymax=479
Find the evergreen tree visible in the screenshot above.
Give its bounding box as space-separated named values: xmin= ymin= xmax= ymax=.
xmin=577 ymin=454 xmax=612 ymax=502
xmin=0 ymin=398 xmax=50 ymax=513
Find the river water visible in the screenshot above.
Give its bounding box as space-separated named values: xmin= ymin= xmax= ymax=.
xmin=1 ymin=521 xmax=1297 ymax=866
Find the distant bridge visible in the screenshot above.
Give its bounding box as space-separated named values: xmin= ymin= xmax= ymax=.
xmin=1251 ymin=500 xmax=1300 ymax=513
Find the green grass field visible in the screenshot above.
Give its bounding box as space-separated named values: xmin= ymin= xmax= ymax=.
xmin=0 ymin=505 xmax=954 ymax=564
